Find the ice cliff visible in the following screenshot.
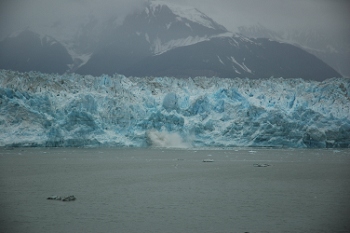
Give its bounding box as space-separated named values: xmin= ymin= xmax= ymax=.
xmin=0 ymin=69 xmax=349 ymax=148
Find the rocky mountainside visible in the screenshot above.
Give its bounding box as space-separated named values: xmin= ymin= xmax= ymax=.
xmin=122 ymin=34 xmax=340 ymax=80
xmin=0 ymin=30 xmax=72 ymax=74
xmin=237 ymin=24 xmax=350 ymax=78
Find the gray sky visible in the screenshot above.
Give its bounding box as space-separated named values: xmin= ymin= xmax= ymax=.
xmin=0 ymin=0 xmax=349 ymax=40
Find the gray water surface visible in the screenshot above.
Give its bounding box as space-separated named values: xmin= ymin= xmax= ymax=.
xmin=1 ymin=148 xmax=349 ymax=233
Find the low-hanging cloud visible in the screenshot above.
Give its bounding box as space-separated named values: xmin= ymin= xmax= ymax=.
xmin=172 ymin=0 xmax=350 ymax=33
xmin=0 ymin=0 xmax=145 ymax=39
xmin=1 ymin=0 xmax=349 ymax=41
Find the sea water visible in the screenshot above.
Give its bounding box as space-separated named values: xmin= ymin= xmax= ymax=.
xmin=0 ymin=147 xmax=349 ymax=233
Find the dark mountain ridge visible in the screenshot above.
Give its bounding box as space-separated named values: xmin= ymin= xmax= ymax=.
xmin=0 ymin=30 xmax=72 ymax=74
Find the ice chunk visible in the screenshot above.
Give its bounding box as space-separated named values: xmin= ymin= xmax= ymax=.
xmin=203 ymin=159 xmax=214 ymax=162
xmin=47 ymin=195 xmax=76 ymax=201
xmin=162 ymin=93 xmax=178 ymax=112
xmin=253 ymin=164 xmax=271 ymax=167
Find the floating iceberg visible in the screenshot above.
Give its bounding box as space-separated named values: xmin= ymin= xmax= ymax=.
xmin=0 ymin=70 xmax=349 ymax=148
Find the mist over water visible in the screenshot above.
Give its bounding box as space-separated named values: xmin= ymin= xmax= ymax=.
xmin=147 ymin=130 xmax=191 ymax=148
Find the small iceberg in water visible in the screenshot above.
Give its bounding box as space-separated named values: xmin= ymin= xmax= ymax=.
xmin=203 ymin=159 xmax=214 ymax=162
xmin=253 ymin=164 xmax=271 ymax=167
xmin=47 ymin=195 xmax=76 ymax=201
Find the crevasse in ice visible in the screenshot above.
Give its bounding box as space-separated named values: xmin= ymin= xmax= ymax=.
xmin=0 ymin=70 xmax=349 ymax=148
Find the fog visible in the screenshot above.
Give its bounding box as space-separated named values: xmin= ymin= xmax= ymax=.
xmin=0 ymin=0 xmax=349 ymax=41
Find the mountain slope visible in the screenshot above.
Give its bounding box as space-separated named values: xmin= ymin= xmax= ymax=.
xmin=122 ymin=35 xmax=340 ymax=80
xmin=0 ymin=30 xmax=72 ymax=74
xmin=238 ymin=24 xmax=350 ymax=78
xmin=76 ymin=1 xmax=340 ymax=80
xmin=76 ymin=0 xmax=227 ymax=76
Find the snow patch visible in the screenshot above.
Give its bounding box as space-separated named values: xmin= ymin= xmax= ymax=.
xmin=229 ymin=56 xmax=252 ymax=74
xmin=166 ymin=23 xmax=172 ymax=30
xmin=185 ymin=23 xmax=192 ymax=30
xmin=150 ymin=1 xmax=216 ymax=29
xmin=217 ymin=56 xmax=225 ymax=65
xmin=145 ymin=33 xmax=150 ymax=44
xmin=152 ymin=35 xmax=209 ymax=55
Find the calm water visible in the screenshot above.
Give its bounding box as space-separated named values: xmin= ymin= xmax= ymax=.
xmin=0 ymin=147 xmax=349 ymax=233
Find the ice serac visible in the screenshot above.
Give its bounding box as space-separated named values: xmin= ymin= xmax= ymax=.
xmin=0 ymin=70 xmax=349 ymax=148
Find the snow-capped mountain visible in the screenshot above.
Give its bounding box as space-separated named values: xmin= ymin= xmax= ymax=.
xmin=144 ymin=0 xmax=228 ymax=54
xmin=76 ymin=0 xmax=228 ymax=76
xmin=0 ymin=1 xmax=342 ymax=80
xmin=237 ymin=24 xmax=350 ymax=78
xmin=76 ymin=1 xmax=339 ymax=80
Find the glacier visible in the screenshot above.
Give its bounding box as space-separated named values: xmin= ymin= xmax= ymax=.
xmin=0 ymin=69 xmax=349 ymax=148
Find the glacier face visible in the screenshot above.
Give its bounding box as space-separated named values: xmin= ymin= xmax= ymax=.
xmin=0 ymin=69 xmax=349 ymax=148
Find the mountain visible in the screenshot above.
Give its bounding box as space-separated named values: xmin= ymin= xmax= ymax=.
xmin=0 ymin=1 xmax=342 ymax=80
xmin=76 ymin=0 xmax=228 ymax=76
xmin=121 ymin=34 xmax=339 ymax=80
xmin=237 ymin=24 xmax=350 ymax=78
xmin=0 ymin=30 xmax=73 ymax=74
xmin=77 ymin=1 xmax=340 ymax=80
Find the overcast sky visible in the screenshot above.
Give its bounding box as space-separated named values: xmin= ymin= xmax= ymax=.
xmin=0 ymin=0 xmax=349 ymax=40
